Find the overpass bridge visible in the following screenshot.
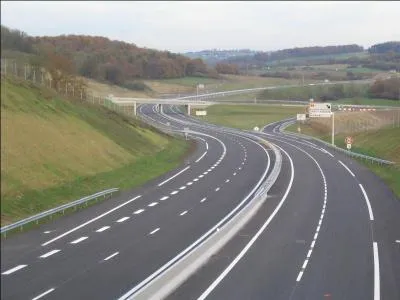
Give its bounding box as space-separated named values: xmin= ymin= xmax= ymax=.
xmin=107 ymin=96 xmax=213 ymax=115
xmin=107 ymin=79 xmax=376 ymax=116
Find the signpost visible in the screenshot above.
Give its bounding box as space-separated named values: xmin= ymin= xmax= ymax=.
xmin=184 ymin=127 xmax=189 ymax=140
xmin=309 ymin=102 xmax=332 ymax=118
xmin=297 ymin=114 xmax=306 ymax=121
xmin=345 ymin=136 xmax=353 ymax=150
xmin=195 ymin=110 xmax=207 ymax=116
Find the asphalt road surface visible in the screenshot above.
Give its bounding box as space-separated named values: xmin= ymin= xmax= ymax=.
xmin=1 ymin=104 xmax=273 ymax=299
xmin=167 ymin=112 xmax=400 ymax=300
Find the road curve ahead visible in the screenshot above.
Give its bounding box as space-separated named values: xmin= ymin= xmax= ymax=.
xmin=166 ymin=110 xmax=400 ymax=300
xmin=1 ymin=104 xmax=273 ymax=299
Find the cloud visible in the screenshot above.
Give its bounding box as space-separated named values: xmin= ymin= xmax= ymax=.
xmin=1 ymin=1 xmax=400 ymax=52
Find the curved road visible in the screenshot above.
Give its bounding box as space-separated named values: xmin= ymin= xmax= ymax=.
xmin=166 ymin=111 xmax=400 ymax=300
xmin=1 ymin=104 xmax=272 ymax=299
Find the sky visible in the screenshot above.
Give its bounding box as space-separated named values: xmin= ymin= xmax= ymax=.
xmin=1 ymin=1 xmax=400 ymax=53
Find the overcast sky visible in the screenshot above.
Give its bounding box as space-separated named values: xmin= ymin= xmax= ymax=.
xmin=1 ymin=1 xmax=400 ymax=53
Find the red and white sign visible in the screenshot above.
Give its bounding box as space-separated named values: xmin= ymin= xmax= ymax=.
xmin=345 ymin=136 xmax=353 ymax=145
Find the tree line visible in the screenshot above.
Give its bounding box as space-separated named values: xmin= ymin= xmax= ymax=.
xmin=1 ymin=25 xmax=220 ymax=88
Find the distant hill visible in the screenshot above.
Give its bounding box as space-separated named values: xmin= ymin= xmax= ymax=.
xmin=183 ymin=49 xmax=258 ymax=66
xmin=1 ymin=25 xmax=219 ymax=88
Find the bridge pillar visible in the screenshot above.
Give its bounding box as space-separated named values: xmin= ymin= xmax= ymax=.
xmin=160 ymin=104 xmax=163 ymax=114
xmin=133 ymin=101 xmax=137 ymax=116
xmin=186 ymin=104 xmax=191 ymax=115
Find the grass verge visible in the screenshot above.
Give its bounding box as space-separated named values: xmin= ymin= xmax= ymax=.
xmin=1 ymin=76 xmax=191 ymax=225
xmin=286 ymin=122 xmax=400 ymax=197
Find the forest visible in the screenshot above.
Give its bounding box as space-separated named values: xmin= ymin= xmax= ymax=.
xmin=1 ymin=25 xmax=219 ymax=87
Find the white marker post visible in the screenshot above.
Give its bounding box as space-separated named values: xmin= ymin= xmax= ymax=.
xmin=331 ymin=112 xmax=335 ymax=146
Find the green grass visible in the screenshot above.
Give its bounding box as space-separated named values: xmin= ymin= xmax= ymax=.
xmin=1 ymin=76 xmax=190 ymax=225
xmin=286 ymin=123 xmax=400 ymax=197
xmin=152 ymin=76 xmax=222 ymax=87
xmin=335 ymin=98 xmax=400 ymax=107
xmin=197 ymin=104 xmax=304 ymax=130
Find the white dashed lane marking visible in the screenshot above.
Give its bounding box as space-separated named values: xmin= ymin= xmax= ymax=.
xmin=215 ymin=187 xmax=220 ymax=192
xmin=103 ymin=252 xmax=119 ymax=261
xmin=70 ymin=236 xmax=88 ymax=244
xmin=2 ymin=264 xmax=28 ymax=275
xmin=96 ymin=226 xmax=110 ymax=233
xmin=200 ymin=197 xmax=207 ymax=203
xmin=39 ymin=249 xmax=61 ymax=259
xmin=180 ymin=210 xmax=188 ymax=216
xmin=148 ymin=202 xmax=158 ymax=207
xmin=179 ymin=186 xmax=186 ymax=190
xmin=133 ymin=209 xmax=145 ymax=215
xmin=171 ymin=190 xmax=179 ymax=195
xmin=149 ymin=228 xmax=160 ymax=235
xmin=116 ymin=217 xmax=130 ymax=223
xmin=160 ymin=196 xmax=169 ymax=201
xmin=32 ymin=288 xmax=55 ymax=300
xmin=225 ymin=179 xmax=230 ymax=183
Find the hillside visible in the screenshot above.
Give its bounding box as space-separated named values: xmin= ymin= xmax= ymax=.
xmin=1 ymin=76 xmax=190 ymax=225
xmin=1 ymin=25 xmax=219 ymax=88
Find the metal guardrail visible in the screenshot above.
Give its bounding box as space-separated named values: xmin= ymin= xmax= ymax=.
xmin=1 ymin=188 xmax=119 ymax=236
xmin=279 ymin=120 xmax=396 ymax=166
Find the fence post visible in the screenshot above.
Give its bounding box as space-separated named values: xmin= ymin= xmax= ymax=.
xmin=4 ymin=58 xmax=6 ymax=75
xmin=24 ymin=64 xmax=27 ymax=80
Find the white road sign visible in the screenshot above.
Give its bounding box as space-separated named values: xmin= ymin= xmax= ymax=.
xmin=195 ymin=110 xmax=207 ymax=116
xmin=309 ymin=102 xmax=332 ymax=118
xmin=297 ymin=114 xmax=306 ymax=121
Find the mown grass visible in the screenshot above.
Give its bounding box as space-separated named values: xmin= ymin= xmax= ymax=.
xmin=197 ymin=104 xmax=303 ymax=130
xmin=286 ymin=122 xmax=400 ymax=197
xmin=1 ymin=76 xmax=190 ymax=225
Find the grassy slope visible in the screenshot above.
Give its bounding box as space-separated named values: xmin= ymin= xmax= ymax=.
xmin=286 ymin=122 xmax=400 ymax=197
xmin=1 ymin=77 xmax=190 ymax=225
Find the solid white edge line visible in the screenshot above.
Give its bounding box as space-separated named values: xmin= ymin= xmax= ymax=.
xmin=104 ymin=252 xmax=119 ymax=261
xmin=42 ymin=195 xmax=142 ymax=246
xmin=31 ymin=288 xmax=55 ymax=300
xmin=2 ymin=264 xmax=28 ymax=275
xmin=195 ymin=151 xmax=207 ymax=163
xmin=373 ymin=242 xmax=380 ymax=300
xmin=158 ymin=166 xmax=190 ymax=187
xmin=338 ymin=160 xmax=355 ymax=177
xmin=197 ymin=144 xmax=293 ymax=300
xmin=359 ymin=184 xmax=374 ymax=221
xmin=39 ymin=249 xmax=61 ymax=258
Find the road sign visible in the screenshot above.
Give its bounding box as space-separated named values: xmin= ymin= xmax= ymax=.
xmin=347 ymin=143 xmax=352 ymax=150
xmin=297 ymin=114 xmax=306 ymax=121
xmin=309 ymin=102 xmax=332 ymax=118
xmin=345 ymin=136 xmax=353 ymax=144
xmin=195 ymin=110 xmax=207 ymax=116
xmin=253 ymin=126 xmax=260 ymax=131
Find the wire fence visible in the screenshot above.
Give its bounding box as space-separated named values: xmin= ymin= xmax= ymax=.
xmin=0 ymin=58 xmax=139 ymax=119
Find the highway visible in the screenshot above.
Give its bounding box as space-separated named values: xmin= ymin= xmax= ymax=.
xmin=1 ymin=102 xmax=399 ymax=300
xmin=1 ymin=104 xmax=273 ymax=299
xmin=166 ymin=110 xmax=400 ymax=300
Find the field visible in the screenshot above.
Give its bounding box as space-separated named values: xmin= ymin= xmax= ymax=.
xmin=1 ymin=76 xmax=190 ymax=225
xmin=195 ymin=104 xmax=304 ymax=130
xmin=335 ymin=98 xmax=400 ymax=107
